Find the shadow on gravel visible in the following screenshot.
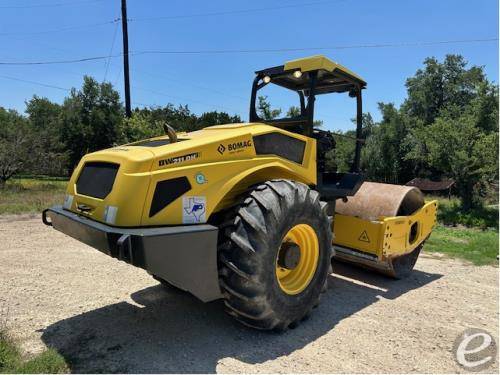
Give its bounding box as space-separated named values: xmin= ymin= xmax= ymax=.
xmin=41 ymin=262 xmax=442 ymax=373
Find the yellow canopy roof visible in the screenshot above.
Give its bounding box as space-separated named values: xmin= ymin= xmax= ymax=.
xmin=284 ymin=55 xmax=366 ymax=85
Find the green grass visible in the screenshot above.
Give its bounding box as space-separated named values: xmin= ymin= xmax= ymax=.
xmin=420 ymin=196 xmax=499 ymax=265
xmin=424 ymin=225 xmax=499 ymax=266
xmin=428 ymin=195 xmax=498 ymax=229
xmin=0 ymin=177 xmax=67 ymax=215
xmin=0 ymin=331 xmax=68 ymax=374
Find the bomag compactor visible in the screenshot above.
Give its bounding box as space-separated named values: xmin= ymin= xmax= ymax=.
xmin=43 ymin=55 xmax=437 ymax=330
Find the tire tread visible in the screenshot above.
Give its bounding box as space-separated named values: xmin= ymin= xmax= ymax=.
xmin=217 ymin=180 xmax=332 ymax=330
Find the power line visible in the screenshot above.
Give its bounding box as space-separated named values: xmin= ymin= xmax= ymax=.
xmin=131 ymin=67 xmax=248 ymax=101
xmin=0 ymin=0 xmax=336 ymax=37
xmin=0 ymin=37 xmax=497 ymax=65
xmin=0 ymin=53 xmax=120 ymax=65
xmin=0 ymin=19 xmax=119 ymax=37
xmin=0 ymin=74 xmax=70 ymax=91
xmin=113 ymin=64 xmax=123 ymax=86
xmin=131 ymin=101 xmax=151 ymax=107
xmin=0 ymin=21 xmax=122 ymax=90
xmin=130 ymin=0 xmax=343 ymax=22
xmin=103 ymin=18 xmax=120 ymax=82
xmin=133 ymin=38 xmax=500 ymax=55
xmin=0 ymin=0 xmax=337 ymax=37
xmin=0 ymin=0 xmax=107 ymax=9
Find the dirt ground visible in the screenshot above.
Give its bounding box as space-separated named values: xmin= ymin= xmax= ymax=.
xmin=0 ymin=215 xmax=498 ymax=373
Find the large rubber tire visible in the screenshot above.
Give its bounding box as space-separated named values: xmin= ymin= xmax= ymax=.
xmin=217 ymin=180 xmax=333 ymax=331
xmin=388 ymin=242 xmax=424 ymax=279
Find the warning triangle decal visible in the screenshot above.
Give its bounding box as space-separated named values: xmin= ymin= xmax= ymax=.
xmin=358 ymin=230 xmax=370 ymax=243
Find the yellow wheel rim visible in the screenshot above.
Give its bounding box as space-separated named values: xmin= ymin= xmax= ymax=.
xmin=276 ymin=223 xmax=319 ymax=295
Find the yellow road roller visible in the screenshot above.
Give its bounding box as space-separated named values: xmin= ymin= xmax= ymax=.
xmin=43 ymin=55 xmax=437 ymax=330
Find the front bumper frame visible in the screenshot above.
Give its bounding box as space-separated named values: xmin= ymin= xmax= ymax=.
xmin=43 ymin=206 xmax=222 ymax=302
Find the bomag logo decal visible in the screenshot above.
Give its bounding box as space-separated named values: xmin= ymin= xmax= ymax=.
xmin=159 ymin=152 xmax=200 ymax=166
xmin=218 ymin=140 xmax=252 ymax=155
xmin=217 ymin=144 xmax=226 ymax=154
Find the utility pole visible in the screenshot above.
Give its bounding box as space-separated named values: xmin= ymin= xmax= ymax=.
xmin=121 ymin=0 xmax=132 ymax=118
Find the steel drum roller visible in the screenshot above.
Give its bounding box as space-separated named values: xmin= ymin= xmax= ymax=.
xmin=336 ymin=182 xmax=425 ymax=220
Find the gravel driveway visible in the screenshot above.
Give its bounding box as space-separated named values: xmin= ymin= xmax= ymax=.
xmin=0 ymin=215 xmax=498 ymax=373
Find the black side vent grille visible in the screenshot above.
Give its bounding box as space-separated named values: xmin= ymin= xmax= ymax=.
xmin=253 ymin=132 xmax=306 ymax=164
xmin=149 ymin=176 xmax=192 ymax=217
xmin=76 ymin=162 xmax=119 ymax=199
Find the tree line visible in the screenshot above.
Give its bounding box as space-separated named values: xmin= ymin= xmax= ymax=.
xmin=0 ymin=76 xmax=241 ymax=184
xmin=328 ymin=55 xmax=498 ymax=210
xmin=0 ymin=54 xmax=498 ymax=210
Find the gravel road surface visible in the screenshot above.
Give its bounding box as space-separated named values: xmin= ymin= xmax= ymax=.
xmin=0 ymin=215 xmax=498 ymax=373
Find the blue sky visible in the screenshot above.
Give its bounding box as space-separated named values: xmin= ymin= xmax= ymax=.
xmin=0 ymin=0 xmax=498 ymax=131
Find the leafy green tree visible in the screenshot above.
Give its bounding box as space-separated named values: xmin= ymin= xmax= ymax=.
xmin=118 ymin=112 xmax=165 ymax=143
xmin=60 ymin=76 xmax=124 ymax=168
xmin=133 ymin=104 xmax=198 ymax=132
xmin=196 ymin=111 xmax=241 ymax=126
xmin=0 ymin=108 xmax=31 ymax=186
xmin=286 ymin=106 xmax=301 ymax=118
xmin=257 ymin=95 xmax=281 ymax=120
xmin=326 ymin=113 xmax=375 ymax=173
xmin=326 ymin=131 xmax=355 ymax=172
xmin=402 ymin=56 xmax=498 ymax=209
xmin=25 ymin=96 xmax=68 ymax=176
xmin=357 ymin=54 xmax=498 ymax=210
xmin=361 ymin=104 xmax=415 ymax=183
xmin=403 ymin=55 xmax=488 ymax=125
xmin=405 ymin=90 xmax=498 ymax=210
xmin=25 ymin=96 xmax=61 ymax=131
xmin=130 ymin=105 xmax=241 ymax=137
